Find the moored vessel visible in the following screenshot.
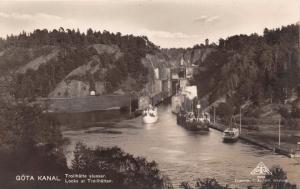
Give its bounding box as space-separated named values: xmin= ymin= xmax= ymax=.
xmin=176 ymin=103 xmax=210 ymax=132
xmin=223 ymin=128 xmax=239 ymax=142
xmin=142 ymin=104 xmax=158 ymax=124
xmin=185 ymin=112 xmax=210 ymax=131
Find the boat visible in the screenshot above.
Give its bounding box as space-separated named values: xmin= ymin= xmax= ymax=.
xmin=176 ymin=103 xmax=210 ymax=132
xmin=142 ymin=104 xmax=158 ymax=124
xmin=185 ymin=112 xmax=210 ymax=131
xmin=223 ymin=128 xmax=239 ymax=142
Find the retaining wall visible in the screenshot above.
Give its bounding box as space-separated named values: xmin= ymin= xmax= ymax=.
xmin=43 ymin=95 xmax=137 ymax=113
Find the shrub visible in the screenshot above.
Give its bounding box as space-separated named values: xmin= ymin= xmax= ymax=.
xmin=71 ymin=142 xmax=173 ymax=189
xmin=263 ymin=166 xmax=297 ymax=189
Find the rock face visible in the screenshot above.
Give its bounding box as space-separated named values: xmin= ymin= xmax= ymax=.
xmin=49 ymin=45 xmax=215 ymax=99
xmin=141 ymin=46 xmax=215 ymax=97
xmin=66 ymin=58 xmax=100 ymax=78
xmin=48 ymin=44 xmax=122 ymax=98
xmin=49 ymin=80 xmax=89 ymax=97
xmin=17 ymin=49 xmax=60 ymax=74
xmin=49 ymin=80 xmax=106 ymax=98
xmin=3 ymin=41 xmax=214 ymax=100
xmin=47 ymin=95 xmax=134 ymax=112
xmin=160 ymin=47 xmax=215 ymax=66
xmin=141 ymin=47 xmax=214 ymax=72
xmin=91 ymin=44 xmax=123 ymax=59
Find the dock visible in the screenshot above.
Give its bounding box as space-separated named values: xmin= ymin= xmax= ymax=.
xmin=209 ymin=123 xmax=297 ymax=158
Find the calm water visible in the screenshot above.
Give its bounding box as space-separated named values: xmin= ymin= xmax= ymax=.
xmin=63 ymin=104 xmax=300 ymax=188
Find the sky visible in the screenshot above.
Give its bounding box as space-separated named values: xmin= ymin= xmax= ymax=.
xmin=0 ymin=0 xmax=299 ymax=48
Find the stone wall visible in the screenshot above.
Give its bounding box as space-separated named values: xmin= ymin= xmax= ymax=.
xmin=46 ymin=95 xmax=137 ymax=113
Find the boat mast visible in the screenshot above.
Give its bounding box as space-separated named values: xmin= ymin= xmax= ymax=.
xmin=196 ymin=101 xmax=201 ymax=118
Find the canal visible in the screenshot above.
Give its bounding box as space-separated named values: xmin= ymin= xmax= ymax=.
xmin=63 ymin=104 xmax=300 ymax=188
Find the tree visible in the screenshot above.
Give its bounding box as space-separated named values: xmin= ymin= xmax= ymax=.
xmin=71 ymin=142 xmax=173 ymax=189
xmin=196 ymin=178 xmax=230 ymax=189
xmin=0 ymin=101 xmax=67 ymax=189
xmin=216 ymin=102 xmax=234 ymax=125
xmin=180 ymin=178 xmax=230 ymax=189
xmin=262 ymin=166 xmax=297 ymax=189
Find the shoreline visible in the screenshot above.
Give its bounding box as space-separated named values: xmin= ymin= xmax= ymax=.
xmin=58 ymin=96 xmax=170 ymax=131
xmin=209 ymin=123 xmax=300 ymax=158
xmin=57 ymin=103 xmax=299 ymax=159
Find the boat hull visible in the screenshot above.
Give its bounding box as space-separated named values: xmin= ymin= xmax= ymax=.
xmin=177 ymin=113 xmax=210 ymax=132
xmin=222 ymin=128 xmax=240 ymax=143
xmin=142 ymin=115 xmax=158 ymax=124
xmin=223 ymin=136 xmax=239 ymax=143
xmin=186 ymin=122 xmax=210 ymax=131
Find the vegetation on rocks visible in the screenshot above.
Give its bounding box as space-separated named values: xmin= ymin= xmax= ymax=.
xmin=193 ymin=24 xmax=300 ymax=118
xmin=0 ymin=28 xmax=157 ymax=100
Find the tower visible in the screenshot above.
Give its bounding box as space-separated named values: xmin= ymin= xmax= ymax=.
xmin=205 ymin=38 xmax=209 ymax=46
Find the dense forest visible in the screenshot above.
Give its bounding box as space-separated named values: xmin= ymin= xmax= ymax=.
xmin=192 ymin=24 xmax=300 ymax=115
xmin=0 ymin=28 xmax=158 ymax=100
xmin=2 ymin=25 xmax=299 ymax=105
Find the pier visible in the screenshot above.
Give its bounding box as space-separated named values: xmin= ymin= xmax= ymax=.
xmin=209 ymin=122 xmax=298 ymax=158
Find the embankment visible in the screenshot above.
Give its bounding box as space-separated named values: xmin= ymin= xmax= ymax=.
xmin=40 ymin=95 xmax=138 ymax=113
xmin=209 ymin=123 xmax=296 ymax=158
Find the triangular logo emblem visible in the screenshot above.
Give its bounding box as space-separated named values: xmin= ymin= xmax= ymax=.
xmin=250 ymin=162 xmax=272 ymax=176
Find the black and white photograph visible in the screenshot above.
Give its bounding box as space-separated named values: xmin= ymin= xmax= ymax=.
xmin=0 ymin=0 xmax=299 ymax=188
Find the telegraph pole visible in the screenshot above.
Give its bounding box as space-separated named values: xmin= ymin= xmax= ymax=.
xmin=298 ymin=21 xmax=300 ymax=48
xmin=129 ymin=93 xmax=132 ymax=116
xmin=278 ymin=118 xmax=281 ymax=147
xmin=213 ymin=106 xmax=216 ymax=124
xmin=239 ymin=106 xmax=242 ymax=134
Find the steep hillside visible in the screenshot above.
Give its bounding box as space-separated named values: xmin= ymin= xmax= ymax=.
xmin=49 ymin=44 xmax=122 ymax=97
xmin=140 ymin=46 xmax=215 ymax=96
xmin=0 ymin=28 xmax=157 ymax=100
xmin=161 ymin=47 xmax=215 ymax=66
xmin=0 ymin=46 xmax=55 ymax=74
xmin=1 ymin=24 xmax=299 ymax=119
xmin=192 ymin=24 xmax=300 ymax=117
xmin=17 ymin=48 xmax=60 ymax=74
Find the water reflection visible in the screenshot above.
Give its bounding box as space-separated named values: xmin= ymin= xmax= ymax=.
xmin=63 ymin=104 xmax=300 ymax=188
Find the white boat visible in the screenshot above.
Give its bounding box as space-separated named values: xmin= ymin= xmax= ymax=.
xmin=142 ymin=105 xmax=158 ymax=124
xmin=223 ymin=128 xmax=239 ymax=142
